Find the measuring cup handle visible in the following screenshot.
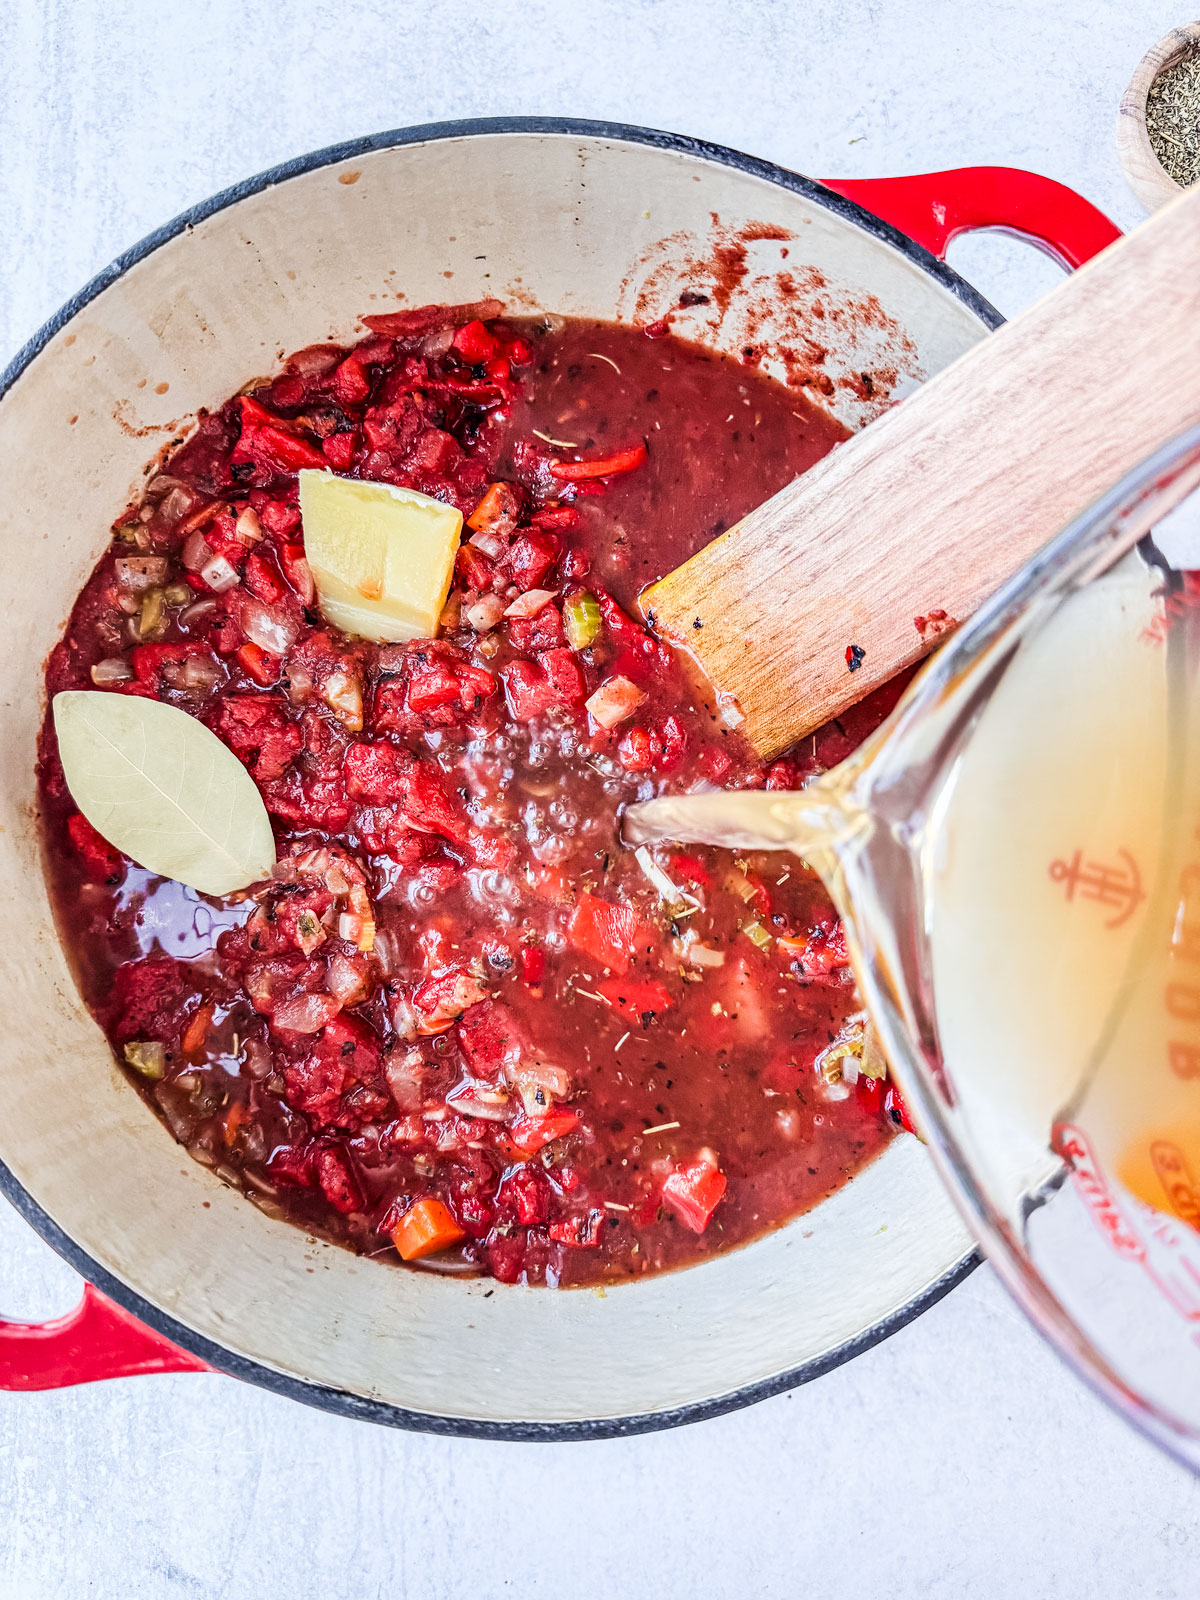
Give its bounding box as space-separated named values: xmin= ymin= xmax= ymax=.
xmin=0 ymin=1281 xmax=208 ymax=1389
xmin=822 ymin=167 xmax=1120 ymax=268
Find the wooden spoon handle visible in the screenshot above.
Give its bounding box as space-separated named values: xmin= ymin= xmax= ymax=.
xmin=642 ymin=183 xmax=1200 ymax=759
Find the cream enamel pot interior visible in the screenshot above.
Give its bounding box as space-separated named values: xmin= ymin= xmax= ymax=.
xmin=0 ymin=119 xmax=1034 ymax=1437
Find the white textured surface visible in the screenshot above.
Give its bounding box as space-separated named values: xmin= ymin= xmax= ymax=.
xmin=2 ymin=2 xmax=1199 ymax=1595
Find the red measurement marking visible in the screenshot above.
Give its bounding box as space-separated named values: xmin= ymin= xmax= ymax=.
xmin=1056 ymin=1122 xmax=1200 ymax=1326
xmin=1048 ymin=847 xmax=1144 ymax=929
xmin=1150 ymin=1141 xmax=1200 ymax=1229
xmin=1140 ymin=572 xmax=1200 ymax=647
xmin=1055 ymin=1122 xmax=1145 ymax=1259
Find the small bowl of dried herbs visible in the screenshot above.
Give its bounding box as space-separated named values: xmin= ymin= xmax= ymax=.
xmin=1118 ymin=23 xmax=1200 ymax=210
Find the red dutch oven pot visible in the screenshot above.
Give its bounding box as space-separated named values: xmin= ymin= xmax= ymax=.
xmin=0 ymin=120 xmax=1118 ymax=1438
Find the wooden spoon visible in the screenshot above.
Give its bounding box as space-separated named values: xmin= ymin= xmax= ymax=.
xmin=640 ymin=182 xmax=1200 ymax=760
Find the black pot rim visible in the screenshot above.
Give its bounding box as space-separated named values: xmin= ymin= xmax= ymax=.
xmin=0 ymin=114 xmax=988 ymax=1442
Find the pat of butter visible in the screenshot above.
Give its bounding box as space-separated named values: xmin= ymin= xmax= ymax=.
xmin=298 ymin=469 xmax=462 ymax=642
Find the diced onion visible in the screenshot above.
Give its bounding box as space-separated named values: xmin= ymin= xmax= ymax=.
xmin=180 ymin=598 xmax=217 ymax=627
xmin=510 ymin=1059 xmax=571 ymax=1115
xmin=201 ymin=553 xmax=241 ymax=593
xmin=685 ymin=940 xmax=726 ymax=968
xmin=124 ymin=1040 xmax=166 ymax=1079
xmin=114 ymin=556 xmax=168 ymax=593
xmin=634 ymin=844 xmax=695 ymax=907
xmin=465 ymin=594 xmax=506 ymax=633
xmin=323 ymin=669 xmax=363 ymax=731
xmin=182 ymin=530 xmax=215 ymax=572
xmin=240 ymin=595 xmax=299 ymax=654
xmin=585 ymin=675 xmax=647 ymax=730
xmin=90 ymin=657 xmax=134 ymax=685
xmin=468 ymin=528 xmax=507 ymax=560
xmin=504 ymin=588 xmax=556 ymax=620
xmin=235 ymin=507 xmax=264 ymax=544
xmin=182 ymin=653 xmax=223 ymax=694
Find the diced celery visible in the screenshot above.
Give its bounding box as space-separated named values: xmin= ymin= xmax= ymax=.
xmin=124 ymin=1040 xmax=166 ymax=1080
xmin=563 ymin=590 xmax=602 ymax=650
xmin=740 ymin=919 xmax=773 ymax=951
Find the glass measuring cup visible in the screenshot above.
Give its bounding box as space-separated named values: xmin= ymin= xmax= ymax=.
xmin=628 ymin=424 xmax=1200 ymax=1472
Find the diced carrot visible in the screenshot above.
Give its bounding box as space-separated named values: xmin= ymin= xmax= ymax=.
xmin=223 ymin=1098 xmax=248 ymax=1144
xmin=236 ymin=642 xmax=279 ymax=686
xmin=181 ymin=1002 xmax=214 ymax=1058
xmin=391 ymin=1197 xmax=466 ymax=1261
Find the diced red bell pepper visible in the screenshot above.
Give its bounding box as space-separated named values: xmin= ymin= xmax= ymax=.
xmin=519 ymin=944 xmax=545 ymax=985
xmin=671 ymin=853 xmax=711 ymax=889
xmin=452 ymin=318 xmax=502 ymax=365
xmin=661 ymin=1153 xmax=727 ymax=1234
xmin=235 ymin=409 xmax=327 ymax=474
xmin=549 ymin=441 xmax=648 ymax=481
xmin=509 ymin=1108 xmax=580 ymax=1154
xmin=597 ymin=976 xmax=673 ymax=1022
xmin=568 ymin=893 xmax=644 ymax=976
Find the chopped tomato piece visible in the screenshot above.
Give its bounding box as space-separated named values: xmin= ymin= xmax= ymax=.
xmin=568 ymin=893 xmax=644 ymax=976
xmin=392 ymin=1197 xmax=466 ymax=1260
xmin=661 ymin=1152 xmax=727 ymax=1234
xmin=549 ymin=442 xmax=648 ymax=481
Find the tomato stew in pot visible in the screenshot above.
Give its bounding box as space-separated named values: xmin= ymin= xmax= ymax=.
xmin=38 ymin=303 xmax=906 ymax=1287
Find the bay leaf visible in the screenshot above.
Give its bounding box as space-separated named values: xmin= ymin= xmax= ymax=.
xmin=52 ymin=690 xmax=276 ymax=897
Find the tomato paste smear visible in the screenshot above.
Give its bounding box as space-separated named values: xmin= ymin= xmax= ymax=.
xmin=37 ymin=304 xmax=903 ymax=1287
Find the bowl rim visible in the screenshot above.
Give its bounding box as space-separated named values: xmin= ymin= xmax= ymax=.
xmin=0 ymin=113 xmax=986 ymax=1440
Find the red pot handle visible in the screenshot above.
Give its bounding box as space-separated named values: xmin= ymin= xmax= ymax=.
xmin=0 ymin=1281 xmax=208 ymax=1389
xmin=822 ymin=167 xmax=1120 ymax=268
xmin=0 ymin=168 xmax=1119 ymax=1398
